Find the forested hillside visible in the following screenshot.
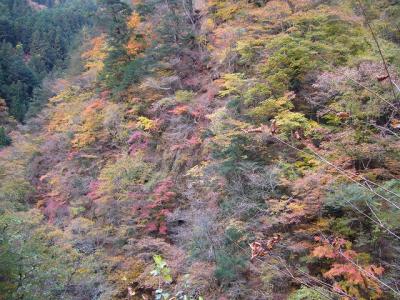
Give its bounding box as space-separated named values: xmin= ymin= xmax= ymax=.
xmin=0 ymin=0 xmax=96 ymax=123
xmin=1 ymin=0 xmax=400 ymax=299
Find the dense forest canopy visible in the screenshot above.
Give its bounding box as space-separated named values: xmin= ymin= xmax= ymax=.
xmin=1 ymin=0 xmax=400 ymax=299
xmin=0 ymin=0 xmax=96 ymax=121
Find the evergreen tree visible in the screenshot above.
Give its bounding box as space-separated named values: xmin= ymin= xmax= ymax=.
xmin=8 ymin=81 xmax=29 ymax=122
xmin=97 ymin=0 xmax=132 ymax=89
xmin=0 ymin=126 xmax=11 ymax=148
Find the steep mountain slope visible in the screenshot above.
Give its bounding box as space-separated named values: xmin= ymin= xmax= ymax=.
xmin=1 ymin=0 xmax=400 ymax=299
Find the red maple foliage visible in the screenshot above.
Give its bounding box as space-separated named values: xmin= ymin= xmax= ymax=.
xmin=133 ymin=178 xmax=176 ymax=235
xmin=311 ymin=236 xmax=385 ymax=298
xmin=87 ymin=180 xmax=101 ymax=201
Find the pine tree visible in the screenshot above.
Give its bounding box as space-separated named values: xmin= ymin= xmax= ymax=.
xmin=8 ymin=81 xmax=28 ymax=122
xmin=97 ymin=0 xmax=132 ymax=88
xmin=0 ymin=127 xmax=11 ymax=148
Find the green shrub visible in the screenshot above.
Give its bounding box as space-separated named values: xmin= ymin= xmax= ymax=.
xmin=214 ymin=253 xmax=246 ymax=284
xmin=214 ymin=227 xmax=247 ymax=284
xmin=99 ymin=153 xmax=154 ymax=200
xmin=261 ymin=13 xmax=368 ymax=97
xmin=321 ymin=113 xmax=341 ymax=126
xmin=324 ymin=181 xmax=400 ymax=238
xmin=262 ymin=36 xmax=317 ymax=95
xmin=0 ymin=179 xmax=33 ymax=211
xmin=235 ymin=39 xmax=266 ymax=66
xmin=0 ymin=211 xmax=85 ymax=299
xmin=218 ymin=73 xmax=246 ymax=98
xmin=374 ymin=5 xmax=400 ymax=44
xmin=275 ymin=111 xmax=318 ymax=138
xmin=324 ymin=183 xmax=374 ymax=215
xmin=0 ymin=127 xmax=11 ymax=148
xmin=211 ymin=1 xmax=241 ymax=22
xmin=250 ymin=91 xmax=318 ymax=138
xmin=243 ymin=83 xmax=272 ymax=107
xmin=175 ymin=90 xmax=195 ymax=103
xmin=249 ymin=94 xmax=294 ymax=121
xmin=289 ymin=286 xmax=331 ymax=300
xmin=330 ymin=217 xmax=357 ymax=238
xmin=212 ymin=135 xmax=251 ymax=176
xmin=293 ymin=152 xmax=319 ymax=175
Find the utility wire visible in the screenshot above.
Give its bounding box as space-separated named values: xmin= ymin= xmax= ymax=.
xmin=222 ymin=233 xmax=338 ymax=300
xmin=272 ymin=133 xmax=400 ymax=209
xmin=270 ymin=134 xmax=400 ymax=241
xmin=316 ymin=54 xmax=398 ymax=112
xmin=355 ymin=0 xmax=399 ymax=106
xmin=305 ymin=95 xmax=400 ymax=139
xmin=243 ymin=127 xmax=400 ymax=240
xmin=319 ymin=232 xmax=400 ymax=297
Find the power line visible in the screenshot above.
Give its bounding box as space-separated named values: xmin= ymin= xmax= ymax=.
xmin=319 ymin=232 xmax=400 ymax=297
xmin=305 ymin=95 xmax=400 ymax=139
xmin=222 ymin=233 xmax=338 ymax=300
xmin=274 ymin=134 xmax=400 ymax=209
xmin=355 ymin=0 xmax=399 ymax=106
xmin=316 ymin=54 xmax=398 ymax=112
xmin=270 ymin=134 xmax=400 ymax=241
xmin=243 ymin=127 xmax=400 ymax=240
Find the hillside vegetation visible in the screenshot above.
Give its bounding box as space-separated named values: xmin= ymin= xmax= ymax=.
xmin=1 ymin=0 xmax=400 ymax=299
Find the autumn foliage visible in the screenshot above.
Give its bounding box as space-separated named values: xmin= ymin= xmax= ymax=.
xmin=312 ymin=236 xmax=385 ymax=299
xmin=2 ymin=0 xmax=400 ymax=299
